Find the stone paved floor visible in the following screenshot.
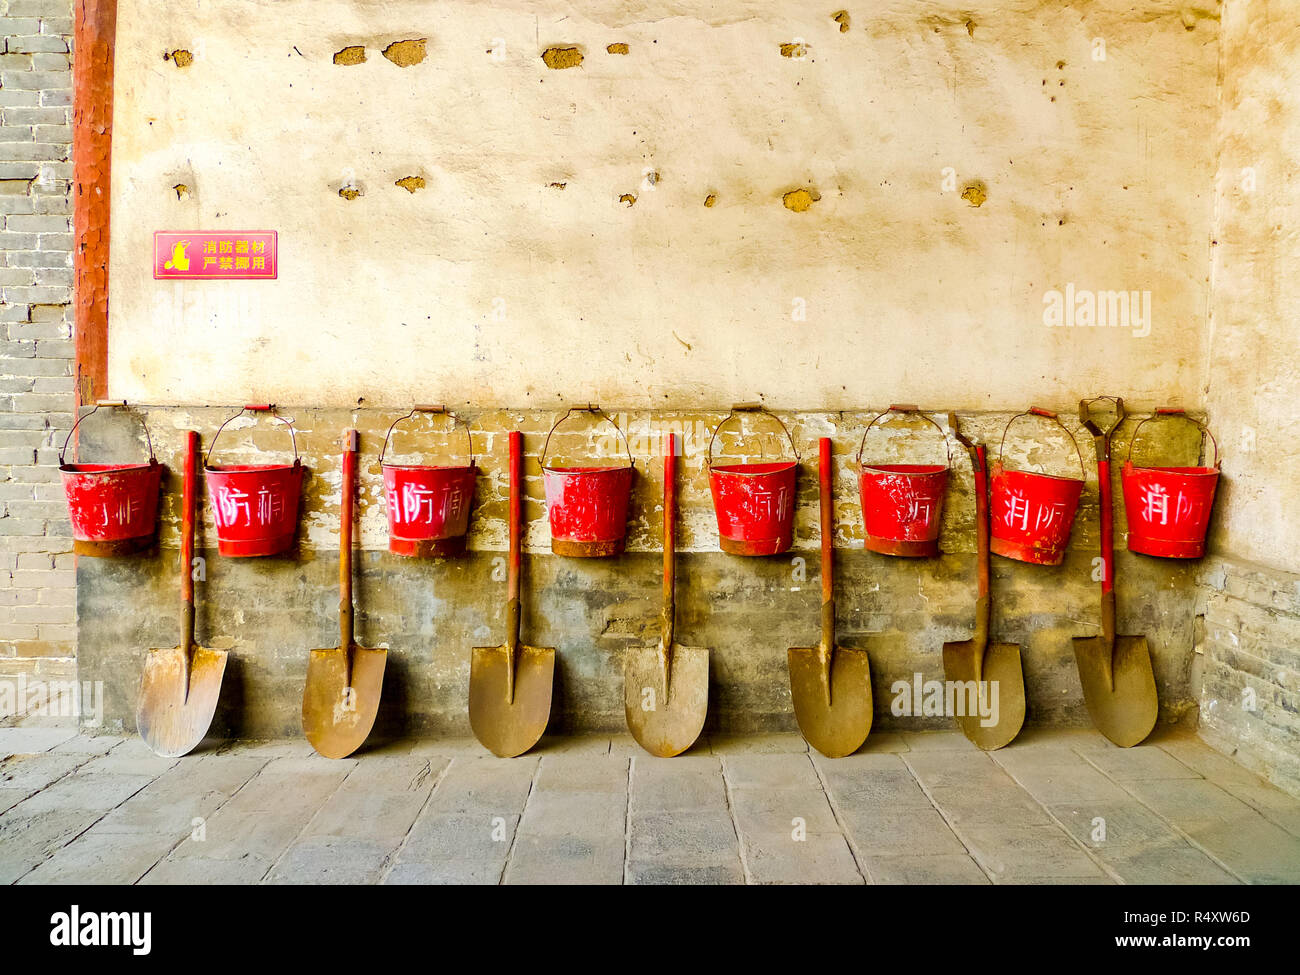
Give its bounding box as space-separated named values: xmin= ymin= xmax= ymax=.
xmin=2 ymin=724 xmax=1299 ymax=884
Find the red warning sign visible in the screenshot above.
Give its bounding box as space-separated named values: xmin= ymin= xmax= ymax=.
xmin=154 ymin=231 xmax=277 ymax=280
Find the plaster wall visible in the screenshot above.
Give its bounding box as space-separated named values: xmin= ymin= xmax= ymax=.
xmin=105 ymin=0 xmax=1218 ymax=409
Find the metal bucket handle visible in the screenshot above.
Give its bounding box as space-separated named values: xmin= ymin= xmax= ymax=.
xmin=707 ymin=403 xmax=801 ymax=467
xmin=856 ymin=404 xmax=952 ymax=469
xmin=1126 ymin=407 xmax=1220 ymax=470
xmin=997 ymin=406 xmax=1085 ymax=479
xmin=205 ymin=404 xmax=300 ymax=469
xmin=379 ymin=405 xmax=475 ymax=468
xmin=541 ymin=405 xmax=634 ymax=470
xmin=59 ymin=400 xmax=157 ymax=467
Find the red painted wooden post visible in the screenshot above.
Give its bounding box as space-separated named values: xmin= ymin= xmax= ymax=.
xmin=73 ymin=0 xmax=117 ymax=406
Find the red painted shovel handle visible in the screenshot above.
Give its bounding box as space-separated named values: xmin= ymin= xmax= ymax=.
xmin=180 ymin=431 xmax=198 ymax=606
xmin=508 ymin=431 xmax=522 ymax=604
xmin=819 ymin=437 xmax=833 ymax=604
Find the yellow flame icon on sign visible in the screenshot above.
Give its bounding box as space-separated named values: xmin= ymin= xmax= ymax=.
xmin=164 ymin=240 xmax=191 ymax=272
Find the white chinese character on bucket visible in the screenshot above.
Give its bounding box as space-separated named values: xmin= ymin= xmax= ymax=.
xmin=216 ymin=486 xmax=251 ymax=527
xmin=1142 ymin=483 xmax=1170 ymax=525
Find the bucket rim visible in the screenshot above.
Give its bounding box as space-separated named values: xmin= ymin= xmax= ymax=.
xmin=1122 ymin=462 xmax=1219 ymax=478
xmin=382 ymin=462 xmax=479 ymax=474
xmin=992 ymin=464 xmax=1085 ymax=486
xmin=204 ymin=462 xmax=304 ymax=475
xmin=859 ymin=462 xmax=948 ymax=476
xmin=542 ymin=464 xmax=633 ymax=475
xmin=708 ymin=460 xmax=798 ymax=477
xmin=60 ymin=461 xmax=159 ymax=476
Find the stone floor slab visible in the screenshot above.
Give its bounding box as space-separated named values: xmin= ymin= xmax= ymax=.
xmin=1081 ymin=745 xmax=1203 ymax=782
xmin=722 ymin=753 xmax=820 ymax=790
xmin=742 ymin=832 xmax=863 ymax=885
xmin=266 ymin=836 xmax=396 ymax=885
xmin=629 ymin=756 xmax=729 ymax=812
xmin=707 ymin=733 xmax=809 ymax=755
xmin=865 ymin=854 xmax=990 ymax=885
xmin=503 ymin=833 xmax=625 ymax=885
xmin=957 ymin=823 xmax=1110 ymax=883
xmin=628 ymin=807 xmax=739 ymax=863
xmin=839 ymin=804 xmax=968 ymax=857
xmin=0 ymin=727 xmax=77 ymax=755
xmin=1005 ymin=764 xmax=1132 ymax=804
xmin=1104 ymin=843 xmax=1240 ymax=885
xmin=730 ymin=787 xmax=840 ymax=835
xmin=627 ymin=859 xmax=746 ymax=884
xmin=19 ymin=829 xmax=177 ymax=885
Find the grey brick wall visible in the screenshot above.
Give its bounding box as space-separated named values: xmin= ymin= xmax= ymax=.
xmin=0 ymin=0 xmax=75 ymax=682
xmin=1197 ymin=556 xmax=1300 ymax=797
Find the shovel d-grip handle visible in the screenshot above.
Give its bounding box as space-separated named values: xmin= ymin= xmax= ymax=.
xmin=541 ymin=405 xmax=633 ymax=470
xmin=856 ymin=405 xmax=952 ymax=468
xmin=205 ymin=405 xmax=300 ymax=469
xmin=59 ymin=400 xmax=157 ymax=467
xmin=1079 ymin=397 xmax=1125 ymax=594
xmin=1126 ymin=408 xmax=1220 ymax=470
xmin=818 ymin=437 xmax=835 ymax=647
xmin=997 ymin=407 xmax=1085 ymax=480
xmin=338 ymin=430 xmax=358 ymax=652
xmin=708 ymin=404 xmax=800 ymax=466
xmin=379 ymin=406 xmax=475 ymax=468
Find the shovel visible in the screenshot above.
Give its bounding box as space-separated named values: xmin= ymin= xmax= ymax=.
xmin=788 ymin=437 xmax=872 ymax=758
xmin=470 ymin=430 xmax=555 ymax=757
xmin=1073 ymin=397 xmax=1157 ymax=747
xmin=942 ymin=416 xmax=1025 ymax=750
xmin=302 ymin=430 xmax=387 ymax=759
xmin=625 ymin=432 xmax=709 ymax=757
xmin=136 ymin=430 xmax=229 ymax=758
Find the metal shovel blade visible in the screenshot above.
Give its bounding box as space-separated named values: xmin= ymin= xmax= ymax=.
xmin=787 ymin=645 xmax=872 ymax=758
xmin=624 ymin=642 xmax=709 ymax=758
xmin=302 ymin=644 xmax=387 ymax=760
xmin=469 ymin=644 xmax=555 ymax=758
xmin=941 ymin=639 xmax=1025 ymax=751
xmin=1073 ymin=635 xmax=1157 ymax=748
xmin=136 ymin=645 xmax=228 ymax=758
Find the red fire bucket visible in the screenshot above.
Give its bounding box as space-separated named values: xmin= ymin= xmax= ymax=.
xmin=380 ymin=406 xmax=477 ymax=557
xmin=707 ymin=405 xmax=799 ymax=556
xmin=59 ymin=402 xmax=162 ymax=556
xmin=989 ymin=407 xmax=1085 ymax=566
xmin=856 ymin=405 xmax=950 ymax=557
xmin=204 ymin=406 xmax=305 ymax=557
xmin=1121 ymin=408 xmax=1220 ymax=558
xmin=541 ymin=406 xmax=635 ymax=557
